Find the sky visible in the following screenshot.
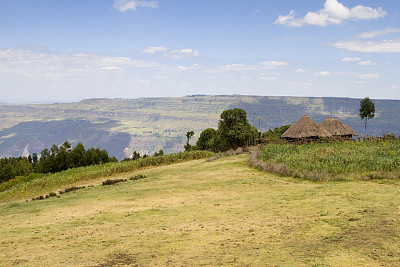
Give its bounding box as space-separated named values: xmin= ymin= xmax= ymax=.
xmin=0 ymin=0 xmax=399 ymax=103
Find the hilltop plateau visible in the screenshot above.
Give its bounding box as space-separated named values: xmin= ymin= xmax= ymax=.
xmin=0 ymin=95 xmax=399 ymax=160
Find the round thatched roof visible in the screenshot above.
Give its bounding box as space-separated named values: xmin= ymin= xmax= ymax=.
xmin=319 ymin=117 xmax=358 ymax=136
xmin=281 ymin=115 xmax=332 ymax=139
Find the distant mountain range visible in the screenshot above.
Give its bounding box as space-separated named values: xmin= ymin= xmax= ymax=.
xmin=0 ymin=95 xmax=398 ymax=160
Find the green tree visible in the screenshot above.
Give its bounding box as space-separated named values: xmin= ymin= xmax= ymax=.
xmin=131 ymin=151 xmax=141 ymax=160
xmin=195 ymin=128 xmax=217 ymax=151
xmin=217 ymin=108 xmax=258 ymax=151
xmin=154 ymin=149 xmax=164 ymax=157
xmin=359 ymin=97 xmax=375 ymax=138
xmin=262 ymin=125 xmax=291 ymax=139
xmin=184 ymin=131 xmax=194 ymax=151
xmin=71 ymin=143 xmax=87 ymax=167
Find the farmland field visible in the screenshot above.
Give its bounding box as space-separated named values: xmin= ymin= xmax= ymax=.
xmin=1 ymin=154 xmax=399 ymax=266
xmin=258 ymin=140 xmax=400 ymax=181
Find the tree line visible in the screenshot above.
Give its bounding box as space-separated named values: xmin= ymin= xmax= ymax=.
xmin=0 ymin=141 xmax=117 ymax=183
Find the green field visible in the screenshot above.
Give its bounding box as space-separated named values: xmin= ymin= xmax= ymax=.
xmin=258 ymin=140 xmax=400 ymax=181
xmin=1 ymin=153 xmax=399 ymax=266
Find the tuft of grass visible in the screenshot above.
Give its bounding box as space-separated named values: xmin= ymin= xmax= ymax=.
xmin=102 ymin=179 xmax=127 ymax=186
xmin=129 ymin=174 xmax=146 ymax=180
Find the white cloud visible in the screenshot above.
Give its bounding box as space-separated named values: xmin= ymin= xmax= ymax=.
xmin=313 ymin=71 xmax=331 ymax=76
xmin=0 ymin=49 xmax=157 ymax=79
xmin=102 ymin=66 xmax=122 ymax=71
xmin=114 ymin=0 xmax=158 ymax=12
xmin=176 ymin=64 xmax=201 ymax=70
xmin=357 ymin=60 xmax=376 ymax=66
xmin=165 ymin=49 xmax=199 ymax=59
xmin=259 ymin=61 xmax=288 ymax=68
xmin=219 ymin=61 xmax=288 ymax=71
xmin=275 ymin=0 xmax=386 ymax=27
xmin=143 ymin=46 xmax=168 ymax=54
xmin=330 ymin=39 xmax=400 ymax=53
xmin=341 ymin=57 xmax=361 ymax=62
xmin=295 ymin=68 xmax=307 ymax=73
xmin=357 ymin=28 xmax=400 ymax=39
xmin=220 ymin=64 xmax=250 ymax=71
xmin=142 ymin=46 xmax=200 ymax=59
xmin=260 ymin=76 xmax=276 ymax=81
xmin=358 ymin=73 xmax=380 ymax=80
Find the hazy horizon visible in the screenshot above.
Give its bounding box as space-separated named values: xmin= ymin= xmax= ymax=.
xmin=1 ymin=94 xmax=400 ymax=106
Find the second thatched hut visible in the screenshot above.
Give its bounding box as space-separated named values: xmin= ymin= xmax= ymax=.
xmin=281 ymin=115 xmax=332 ymax=141
xmin=318 ymin=117 xmax=358 ymax=139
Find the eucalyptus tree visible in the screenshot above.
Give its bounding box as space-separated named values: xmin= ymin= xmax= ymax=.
xmin=359 ymin=97 xmax=375 ymax=138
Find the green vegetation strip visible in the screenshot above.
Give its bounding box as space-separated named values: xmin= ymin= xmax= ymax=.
xmin=257 ymin=140 xmax=400 ymax=181
xmin=0 ymin=150 xmax=213 ymax=202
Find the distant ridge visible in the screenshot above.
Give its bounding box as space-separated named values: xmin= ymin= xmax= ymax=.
xmin=0 ymin=95 xmax=399 ymax=160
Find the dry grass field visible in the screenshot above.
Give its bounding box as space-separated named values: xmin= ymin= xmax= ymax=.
xmin=1 ymin=154 xmax=399 ymax=266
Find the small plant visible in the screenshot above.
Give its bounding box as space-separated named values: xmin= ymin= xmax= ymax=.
xmin=32 ymin=195 xmax=45 ymax=201
xmin=129 ymin=174 xmax=146 ymax=180
xmin=59 ymin=186 xmax=86 ymax=194
xmin=102 ymin=179 xmax=127 ymax=186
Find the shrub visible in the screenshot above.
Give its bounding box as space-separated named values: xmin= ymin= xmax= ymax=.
xmin=102 ymin=179 xmax=127 ymax=186
xmin=129 ymin=174 xmax=146 ymax=181
xmin=59 ymin=186 xmax=86 ymax=194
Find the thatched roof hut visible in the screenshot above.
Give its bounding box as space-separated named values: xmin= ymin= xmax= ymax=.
xmin=319 ymin=117 xmax=358 ymax=138
xmin=281 ymin=115 xmax=332 ymax=139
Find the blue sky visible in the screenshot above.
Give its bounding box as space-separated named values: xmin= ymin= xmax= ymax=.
xmin=0 ymin=0 xmax=399 ymax=103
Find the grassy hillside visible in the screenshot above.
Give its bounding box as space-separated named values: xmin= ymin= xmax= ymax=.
xmin=1 ymin=95 xmax=399 ymax=160
xmin=0 ymin=154 xmax=399 ymax=266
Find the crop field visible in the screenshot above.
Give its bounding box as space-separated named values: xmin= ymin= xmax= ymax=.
xmin=258 ymin=140 xmax=400 ymax=181
xmin=1 ymin=154 xmax=399 ymax=266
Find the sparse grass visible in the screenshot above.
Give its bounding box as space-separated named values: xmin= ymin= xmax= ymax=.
xmin=0 ymin=154 xmax=399 ymax=266
xmin=257 ymin=140 xmax=400 ymax=181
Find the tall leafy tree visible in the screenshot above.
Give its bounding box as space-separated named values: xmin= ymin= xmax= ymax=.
xmin=195 ymin=128 xmax=217 ymax=151
xmin=359 ymin=97 xmax=375 ymax=138
xmin=217 ymin=108 xmax=258 ymax=151
xmin=71 ymin=143 xmax=87 ymax=167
